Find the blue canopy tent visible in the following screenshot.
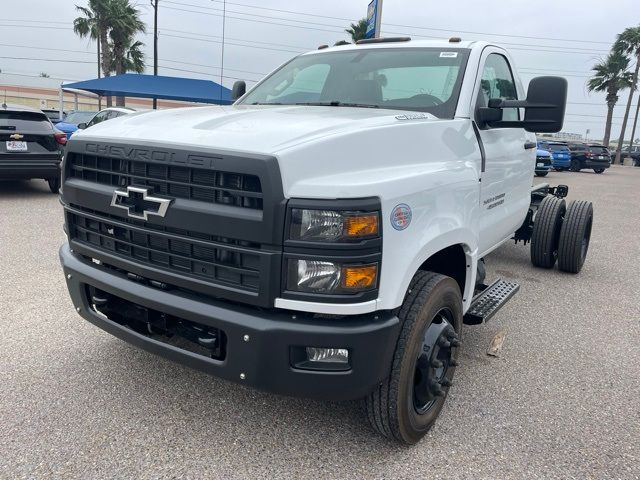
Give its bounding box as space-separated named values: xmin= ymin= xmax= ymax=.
xmin=61 ymin=73 xmax=232 ymax=105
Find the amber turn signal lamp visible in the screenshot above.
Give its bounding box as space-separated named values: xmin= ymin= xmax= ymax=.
xmin=344 ymin=214 xmax=379 ymax=238
xmin=341 ymin=264 xmax=378 ymax=290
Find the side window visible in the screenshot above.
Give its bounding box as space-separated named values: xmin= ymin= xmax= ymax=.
xmin=88 ymin=111 xmax=109 ymax=127
xmin=476 ymin=53 xmax=519 ymax=122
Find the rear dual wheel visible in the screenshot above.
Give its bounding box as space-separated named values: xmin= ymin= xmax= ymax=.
xmin=558 ymin=200 xmax=593 ymax=273
xmin=531 ymin=196 xmax=566 ymax=268
xmin=530 ymin=196 xmax=593 ymax=274
xmin=365 ymin=271 xmax=462 ymax=444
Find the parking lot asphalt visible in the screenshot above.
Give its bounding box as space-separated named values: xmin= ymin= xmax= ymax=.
xmin=1 ymin=166 xmax=639 ymax=479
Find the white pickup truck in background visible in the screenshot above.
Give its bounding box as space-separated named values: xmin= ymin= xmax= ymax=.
xmin=60 ymin=37 xmax=593 ymax=444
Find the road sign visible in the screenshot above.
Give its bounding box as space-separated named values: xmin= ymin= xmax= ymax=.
xmin=365 ymin=0 xmax=383 ymax=39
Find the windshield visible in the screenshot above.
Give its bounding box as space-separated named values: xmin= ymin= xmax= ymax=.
xmin=240 ymin=47 xmax=470 ymax=119
xmin=0 ymin=111 xmax=52 ymax=131
xmin=63 ymin=111 xmax=97 ymax=124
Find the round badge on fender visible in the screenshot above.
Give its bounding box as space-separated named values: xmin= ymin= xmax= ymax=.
xmin=391 ymin=204 xmax=412 ymax=230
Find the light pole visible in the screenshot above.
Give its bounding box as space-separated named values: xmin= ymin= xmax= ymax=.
xmin=151 ymin=0 xmax=159 ymax=109
xmin=219 ymin=0 xmax=226 ymax=104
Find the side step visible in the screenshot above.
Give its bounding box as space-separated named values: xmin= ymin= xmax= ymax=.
xmin=463 ymin=279 xmax=520 ymax=325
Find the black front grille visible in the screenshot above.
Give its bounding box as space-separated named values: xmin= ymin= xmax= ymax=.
xmin=536 ymin=156 xmax=551 ymax=166
xmin=67 ymin=153 xmax=263 ymax=210
xmin=68 ymin=210 xmax=261 ymax=292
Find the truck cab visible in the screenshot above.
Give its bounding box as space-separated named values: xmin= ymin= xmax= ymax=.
xmin=60 ymin=38 xmax=588 ymax=444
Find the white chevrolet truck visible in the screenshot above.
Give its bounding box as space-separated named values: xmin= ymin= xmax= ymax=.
xmin=59 ymin=38 xmax=593 ymax=444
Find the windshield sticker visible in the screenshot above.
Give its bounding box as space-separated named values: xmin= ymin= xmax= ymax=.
xmin=439 ymin=52 xmax=458 ymax=58
xmin=391 ymin=204 xmax=412 ymax=230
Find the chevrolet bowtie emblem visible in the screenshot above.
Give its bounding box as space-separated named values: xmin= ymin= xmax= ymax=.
xmin=9 ymin=133 xmax=24 ymax=140
xmin=110 ymin=186 xmax=172 ymax=220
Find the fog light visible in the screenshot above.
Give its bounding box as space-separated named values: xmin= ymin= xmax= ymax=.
xmin=306 ymin=347 xmax=349 ymax=363
xmin=291 ymin=346 xmax=351 ymax=371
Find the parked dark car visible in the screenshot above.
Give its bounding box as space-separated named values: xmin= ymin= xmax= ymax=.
xmin=621 ymin=145 xmax=640 ymax=166
xmin=566 ymin=142 xmax=610 ymax=174
xmin=41 ymin=108 xmax=67 ymax=124
xmin=537 ymin=140 xmax=571 ymax=171
xmin=0 ymin=103 xmax=66 ymax=193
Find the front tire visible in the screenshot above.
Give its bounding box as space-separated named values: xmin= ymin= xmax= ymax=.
xmin=535 ymin=172 xmax=548 ymax=177
xmin=47 ymin=177 xmax=60 ymax=194
xmin=365 ymin=271 xmax=462 ymax=444
xmin=593 ymin=168 xmax=605 ymax=174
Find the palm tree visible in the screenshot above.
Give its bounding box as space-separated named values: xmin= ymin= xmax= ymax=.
xmin=587 ymin=51 xmax=633 ymax=146
xmin=108 ymin=0 xmax=146 ymax=106
xmin=74 ymin=1 xmax=112 ymax=79
xmin=74 ymin=0 xmax=114 ymax=107
xmin=613 ymin=25 xmax=640 ymax=164
xmin=627 ymin=97 xmax=640 ymax=154
xmin=345 ymin=19 xmax=368 ymax=43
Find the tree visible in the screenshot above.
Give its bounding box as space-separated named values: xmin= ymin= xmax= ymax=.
xmin=613 ymin=25 xmax=640 ymax=164
xmin=627 ymin=97 xmax=640 ymax=154
xmin=73 ymin=2 xmax=113 ymax=76
xmin=345 ymin=19 xmax=368 ymax=43
xmin=74 ymin=0 xmax=113 ymax=106
xmin=587 ymin=51 xmax=632 ymax=146
xmin=108 ymin=0 xmax=146 ymax=106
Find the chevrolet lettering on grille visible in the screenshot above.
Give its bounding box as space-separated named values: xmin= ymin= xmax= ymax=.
xmin=110 ymin=186 xmax=172 ymax=220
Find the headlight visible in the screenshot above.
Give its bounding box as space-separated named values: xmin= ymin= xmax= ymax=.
xmin=286 ymin=259 xmax=378 ymax=294
xmin=289 ymin=209 xmax=379 ymax=242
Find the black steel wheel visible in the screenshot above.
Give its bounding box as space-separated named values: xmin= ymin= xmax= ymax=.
xmin=412 ymin=308 xmax=458 ymax=414
xmin=558 ymin=200 xmax=593 ymax=273
xmin=531 ymin=196 xmax=566 ymax=269
xmin=364 ymin=271 xmax=462 ymax=444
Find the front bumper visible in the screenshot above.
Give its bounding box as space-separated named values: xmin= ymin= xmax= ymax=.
xmin=59 ymin=243 xmax=400 ymax=401
xmin=0 ymin=157 xmax=61 ymax=179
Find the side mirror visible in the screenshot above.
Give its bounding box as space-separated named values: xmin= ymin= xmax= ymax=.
xmin=522 ymin=76 xmax=567 ymax=133
xmin=77 ymin=122 xmax=87 ymax=130
xmin=231 ymin=80 xmax=246 ymax=102
xmin=478 ymin=76 xmax=567 ymax=133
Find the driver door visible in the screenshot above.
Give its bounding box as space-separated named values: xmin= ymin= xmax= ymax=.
xmin=473 ymin=49 xmax=536 ymax=255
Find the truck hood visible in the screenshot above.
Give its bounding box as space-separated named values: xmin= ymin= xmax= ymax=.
xmin=71 ymin=104 xmax=439 ymax=155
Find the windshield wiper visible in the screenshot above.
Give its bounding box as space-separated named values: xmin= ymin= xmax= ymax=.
xmin=294 ymin=101 xmax=380 ymax=109
xmin=249 ymin=101 xmax=380 ymax=109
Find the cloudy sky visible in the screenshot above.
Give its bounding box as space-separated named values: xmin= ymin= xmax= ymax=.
xmin=0 ymin=0 xmax=638 ymax=139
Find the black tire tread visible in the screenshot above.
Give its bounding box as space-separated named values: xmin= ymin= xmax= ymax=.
xmin=47 ymin=177 xmax=60 ymax=194
xmin=558 ymin=200 xmax=593 ymax=273
xmin=531 ymin=196 xmax=565 ymax=268
xmin=365 ymin=271 xmax=447 ymax=443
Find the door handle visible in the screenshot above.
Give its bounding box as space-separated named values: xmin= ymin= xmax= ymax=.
xmin=524 ymin=141 xmax=537 ymax=150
